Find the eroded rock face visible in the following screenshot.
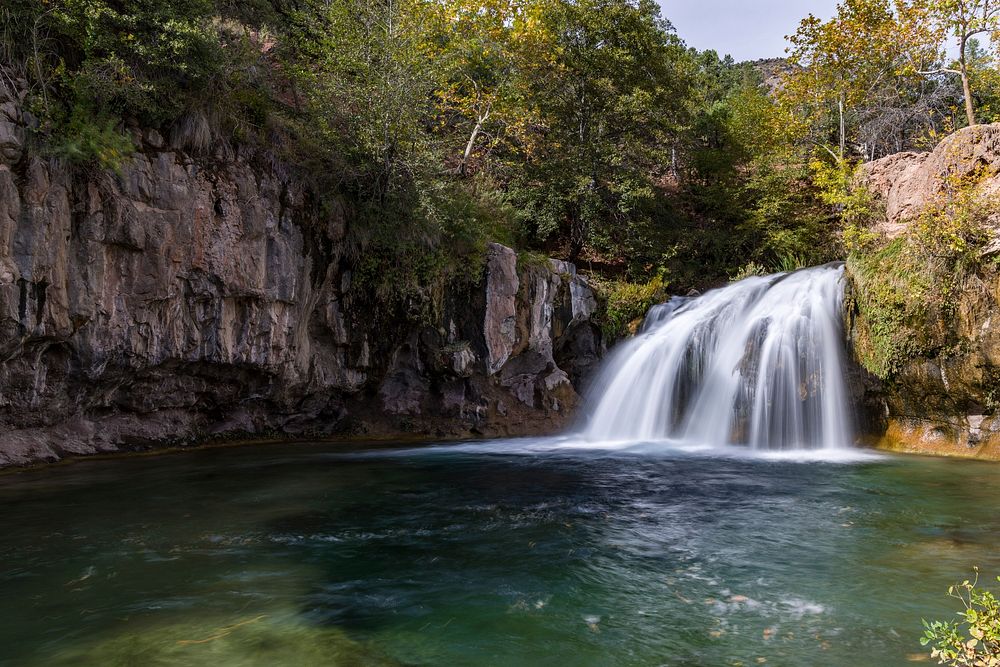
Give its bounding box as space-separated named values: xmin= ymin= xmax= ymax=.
xmin=847 ymin=271 xmax=1000 ymax=458
xmin=0 ymin=86 xmax=603 ymax=466
xmin=861 ymin=123 xmax=1000 ymax=236
xmin=850 ymin=124 xmax=1000 ymax=458
xmin=484 ymin=244 xmax=519 ymax=375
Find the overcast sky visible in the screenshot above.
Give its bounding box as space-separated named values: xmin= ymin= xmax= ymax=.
xmin=661 ymin=0 xmax=841 ymax=62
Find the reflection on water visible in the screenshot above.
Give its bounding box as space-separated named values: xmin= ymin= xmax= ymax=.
xmin=0 ymin=439 xmax=998 ymax=666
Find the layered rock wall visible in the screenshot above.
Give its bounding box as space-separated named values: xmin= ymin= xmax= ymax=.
xmin=0 ymin=78 xmax=603 ymax=466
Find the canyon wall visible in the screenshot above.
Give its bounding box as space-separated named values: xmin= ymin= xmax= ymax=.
xmin=0 ymin=80 xmax=603 ymax=466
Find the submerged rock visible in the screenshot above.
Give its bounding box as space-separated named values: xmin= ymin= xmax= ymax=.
xmin=35 ymin=613 xmax=402 ymax=667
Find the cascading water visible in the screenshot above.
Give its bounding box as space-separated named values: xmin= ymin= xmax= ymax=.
xmin=581 ymin=263 xmax=853 ymax=451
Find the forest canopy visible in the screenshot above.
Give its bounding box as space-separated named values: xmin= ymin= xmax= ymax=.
xmin=1 ymin=0 xmax=996 ymax=292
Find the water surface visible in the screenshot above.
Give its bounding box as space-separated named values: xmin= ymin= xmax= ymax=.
xmin=1 ymin=439 xmax=998 ymax=666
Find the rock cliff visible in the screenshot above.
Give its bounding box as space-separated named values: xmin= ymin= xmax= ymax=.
xmin=0 ymin=79 xmax=603 ymax=466
xmin=860 ymin=123 xmax=1000 ymax=238
xmin=849 ymin=124 xmax=1000 ymax=458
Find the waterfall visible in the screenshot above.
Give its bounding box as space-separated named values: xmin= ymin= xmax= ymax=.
xmin=582 ymin=264 xmax=853 ymax=451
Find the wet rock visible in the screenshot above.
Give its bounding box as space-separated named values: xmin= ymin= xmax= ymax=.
xmin=0 ymin=120 xmax=22 ymax=165
xmin=379 ymin=338 xmax=428 ymax=416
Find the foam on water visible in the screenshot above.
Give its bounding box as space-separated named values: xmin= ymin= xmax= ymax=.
xmin=335 ymin=434 xmax=882 ymax=464
xmin=336 ymin=264 xmax=867 ymax=462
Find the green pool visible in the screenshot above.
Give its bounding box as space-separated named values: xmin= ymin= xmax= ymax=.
xmin=1 ymin=439 xmax=997 ymax=666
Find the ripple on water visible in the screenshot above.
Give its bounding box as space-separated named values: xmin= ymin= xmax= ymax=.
xmin=0 ymin=439 xmax=996 ymax=667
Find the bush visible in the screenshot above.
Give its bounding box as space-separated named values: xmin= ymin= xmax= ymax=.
xmin=922 ymin=569 xmax=1000 ymax=666
xmin=48 ymin=104 xmax=134 ymax=170
xmin=910 ymin=171 xmax=999 ymax=265
xmin=811 ymin=156 xmax=884 ymax=255
xmin=593 ymin=274 xmax=668 ymax=342
xmin=45 ymin=0 xmax=226 ymax=125
xmin=740 ymin=158 xmax=838 ymax=267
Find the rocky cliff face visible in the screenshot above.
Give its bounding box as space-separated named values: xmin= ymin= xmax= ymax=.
xmin=0 ymin=80 xmax=603 ymax=466
xmin=861 ymin=123 xmax=1000 ymax=238
xmin=850 ymin=124 xmax=1000 ymax=458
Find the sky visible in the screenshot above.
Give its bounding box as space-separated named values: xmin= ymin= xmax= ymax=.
xmin=661 ymin=0 xmax=841 ymax=62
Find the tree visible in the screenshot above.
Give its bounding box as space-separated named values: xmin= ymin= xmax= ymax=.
xmin=504 ymin=0 xmax=695 ymax=263
xmin=911 ymin=0 xmax=1000 ymax=126
xmin=784 ymin=0 xmax=958 ymax=161
xmin=964 ymin=37 xmax=1000 ymax=122
xmin=420 ymin=0 xmax=554 ymax=177
xmin=286 ymin=0 xmax=441 ymax=200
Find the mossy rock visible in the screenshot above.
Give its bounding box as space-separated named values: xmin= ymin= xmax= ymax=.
xmin=846 ymin=238 xmax=956 ymax=380
xmin=38 ymin=612 xmax=403 ymax=667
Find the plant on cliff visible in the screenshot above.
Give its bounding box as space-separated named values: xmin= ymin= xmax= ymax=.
xmin=3 ymin=0 xmax=272 ymax=167
xmin=847 ymin=238 xmax=945 ymax=378
xmin=845 ymin=170 xmax=997 ymax=379
xmin=592 ymin=273 xmax=667 ymax=342
xmin=922 ymin=569 xmax=1000 ymax=666
xmin=48 ymin=102 xmax=135 ymax=171
xmin=911 ymin=170 xmax=1000 ymax=263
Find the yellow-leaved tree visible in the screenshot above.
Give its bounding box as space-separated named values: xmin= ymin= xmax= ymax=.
xmin=420 ymin=0 xmax=556 ymax=176
xmin=784 ymin=0 xmax=943 ymax=161
xmin=907 ymin=0 xmax=1000 ymax=126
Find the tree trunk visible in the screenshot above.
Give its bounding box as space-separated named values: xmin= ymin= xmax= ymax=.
xmin=838 ymin=94 xmax=845 ymax=160
xmin=961 ymin=70 xmax=977 ymax=126
xmin=960 ymin=36 xmax=977 ymax=126
xmin=458 ymin=117 xmax=484 ymax=177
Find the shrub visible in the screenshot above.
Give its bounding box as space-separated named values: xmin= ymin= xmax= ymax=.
xmin=593 ymin=274 xmax=668 ymax=342
xmin=730 ymin=260 xmax=768 ymax=281
xmin=922 ymin=569 xmax=1000 ymax=666
xmin=740 ymin=158 xmax=838 ymax=268
xmin=48 ymin=103 xmax=135 ymax=170
xmin=910 ymin=171 xmax=1000 ymax=265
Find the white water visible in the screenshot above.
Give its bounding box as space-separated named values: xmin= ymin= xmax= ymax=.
xmin=581 ymin=264 xmax=854 ymax=452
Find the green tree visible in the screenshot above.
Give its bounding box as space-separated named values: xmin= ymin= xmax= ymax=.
xmin=964 ymin=37 xmax=1000 ymax=123
xmin=423 ymin=0 xmax=553 ymax=176
xmin=504 ymin=0 xmax=694 ymax=265
xmin=909 ymin=0 xmax=1000 ymax=126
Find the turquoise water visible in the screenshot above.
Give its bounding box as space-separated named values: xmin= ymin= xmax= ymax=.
xmin=1 ymin=439 xmax=999 ymax=666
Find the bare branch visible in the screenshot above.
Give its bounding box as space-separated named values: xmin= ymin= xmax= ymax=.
xmin=916 ymin=67 xmax=963 ymax=75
